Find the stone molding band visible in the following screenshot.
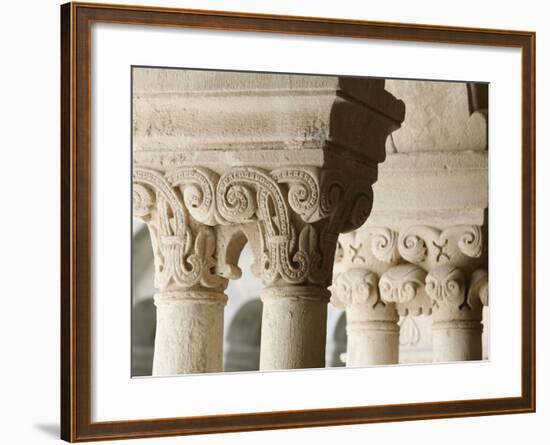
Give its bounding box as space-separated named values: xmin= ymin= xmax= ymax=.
xmin=154 ymin=290 xmax=228 ymax=306
xmin=260 ymin=285 xmax=331 ymax=303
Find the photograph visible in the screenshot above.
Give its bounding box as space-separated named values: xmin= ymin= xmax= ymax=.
xmin=131 ymin=67 xmax=489 ymax=376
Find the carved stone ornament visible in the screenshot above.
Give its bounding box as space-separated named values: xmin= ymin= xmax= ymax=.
xmin=133 ymin=167 xmax=225 ymax=291
xmin=398 ymin=225 xmax=484 ymax=267
xmin=367 ymin=227 xmax=400 ymax=264
xmin=399 ymin=316 xmax=421 ymax=347
xmin=334 ymin=225 xmax=485 ymax=276
xmin=425 ymin=265 xmax=467 ymax=310
xmin=135 ymin=164 xmax=375 ymax=289
xmin=330 ymin=269 xmax=381 ymax=309
xmin=378 ymin=264 xmax=427 ymax=304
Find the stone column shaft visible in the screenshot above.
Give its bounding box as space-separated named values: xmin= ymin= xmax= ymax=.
xmin=426 ymin=265 xmax=484 ymax=362
xmin=346 ymin=306 xmax=399 ymax=366
xmin=152 ymin=290 xmax=227 ymax=375
xmin=332 ymin=268 xmax=400 ymax=367
xmin=431 ymin=319 xmax=482 ymax=362
xmin=259 ymin=286 xmax=329 ymax=370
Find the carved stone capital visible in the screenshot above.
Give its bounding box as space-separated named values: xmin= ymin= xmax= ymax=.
xmin=425 ymin=265 xmax=466 ymax=310
xmin=133 ymin=167 xmax=226 ymax=292
xmin=330 ymin=269 xmax=379 ymax=309
xmin=379 ymin=264 xmax=426 ymax=304
xmin=425 ymin=265 xmax=483 ymax=323
xmin=136 ymin=163 xmax=378 ymax=289
xmin=330 ymin=268 xmax=398 ymax=322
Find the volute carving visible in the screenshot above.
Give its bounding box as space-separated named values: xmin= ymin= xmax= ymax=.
xmin=334 ymin=224 xmax=485 ymax=275
xmin=425 ymin=265 xmax=467 ymax=310
xmin=378 ymin=264 xmax=427 ymax=304
xmin=330 ymin=269 xmax=381 ymax=309
xmin=133 ymin=167 xmax=225 ymax=290
xmin=137 ymin=164 xmax=376 ymax=288
xmin=398 ymin=225 xmax=484 ymax=267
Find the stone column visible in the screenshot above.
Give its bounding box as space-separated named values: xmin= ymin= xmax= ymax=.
xmin=133 ymin=69 xmax=405 ymax=373
xmin=329 ymin=79 xmax=489 ymax=366
xmin=153 ymin=289 xmax=227 ymax=374
xmin=331 ymin=269 xmax=399 ymax=366
xmin=260 ymin=285 xmax=330 ymax=369
xmin=331 ymin=263 xmax=428 ymax=366
xmin=425 ymin=265 xmax=486 ymax=362
xmin=133 ymin=168 xmax=228 ymax=375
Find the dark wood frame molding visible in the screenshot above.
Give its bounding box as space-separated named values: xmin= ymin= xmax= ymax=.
xmin=60 ymin=2 xmax=536 ymax=442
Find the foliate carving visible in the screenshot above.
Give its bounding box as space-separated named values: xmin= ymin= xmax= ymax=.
xmin=335 ymin=224 xmax=485 ymax=271
xmin=271 ymin=167 xmax=321 ymax=222
xmin=399 ymin=228 xmax=429 ymax=263
xmin=368 ymin=227 xmax=400 ymax=264
xmin=399 ymin=316 xmax=421 ymax=346
xmin=456 ymin=225 xmax=483 ymax=258
xmin=165 ymin=167 xmax=221 ymax=225
xmin=140 ymin=164 xmax=375 ymax=287
xmin=379 ymin=264 xmax=427 ymax=304
xmin=133 ymin=167 xmax=224 ymax=290
xmin=425 ymin=265 xmax=466 ymax=309
xmin=468 ymin=269 xmax=488 ymax=307
xmin=398 ymin=225 xmax=484 ymax=266
xmin=330 ymin=269 xmax=380 ymax=309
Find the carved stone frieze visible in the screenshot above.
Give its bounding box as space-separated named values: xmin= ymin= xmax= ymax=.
xmin=335 ymin=224 xmax=486 ymax=274
xmin=398 ymin=225 xmax=485 ymax=270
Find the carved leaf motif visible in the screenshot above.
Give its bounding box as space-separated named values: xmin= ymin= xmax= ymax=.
xmin=368 ymin=227 xmax=400 ymax=264
xmin=398 ymin=225 xmax=484 ymax=266
xmin=455 ymin=225 xmax=483 ymax=258
xmin=133 ymin=167 xmax=223 ymax=290
xmin=398 ymin=227 xmax=430 ymax=263
xmin=138 ymin=164 xmax=371 ymax=288
xmin=399 ymin=316 xmax=421 ymax=346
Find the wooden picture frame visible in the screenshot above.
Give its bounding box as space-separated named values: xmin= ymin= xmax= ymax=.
xmin=61 ymin=2 xmax=536 ymax=442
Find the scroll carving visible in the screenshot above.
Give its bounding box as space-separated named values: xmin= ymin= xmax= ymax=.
xmin=378 ymin=264 xmax=427 ymax=304
xmin=425 ymin=265 xmax=466 ymax=310
xmin=137 ymin=164 xmax=376 ymax=288
xmin=133 ymin=167 xmax=224 ymax=290
xmin=398 ymin=225 xmax=484 ymax=266
xmin=330 ymin=269 xmax=381 ymax=309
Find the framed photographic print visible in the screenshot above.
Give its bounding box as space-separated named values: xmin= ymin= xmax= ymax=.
xmin=60 ymin=2 xmax=536 ymax=442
